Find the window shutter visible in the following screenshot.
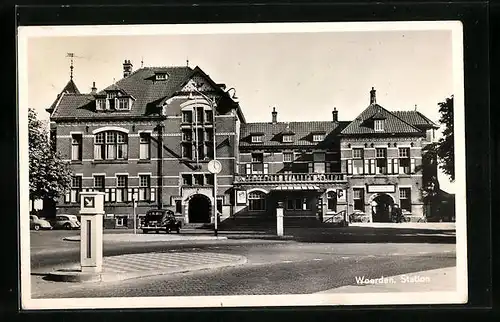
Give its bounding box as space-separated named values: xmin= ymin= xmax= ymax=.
xmin=411 ymin=159 xmax=416 ymax=173
xmin=111 ymin=188 xmax=116 ymax=202
xmin=347 ymin=159 xmax=352 ymax=174
xmin=387 ymin=158 xmax=393 ymax=174
xmin=64 ymin=192 xmax=70 ymax=203
xmin=364 ymin=159 xmax=369 ymax=174
xmin=393 ymin=159 xmax=399 ymax=174
xmin=150 ymin=188 xmax=156 ymax=202
xmin=128 ymin=188 xmax=133 ymax=201
xmin=105 ymin=188 xmax=110 ymax=202
xmin=246 ymin=163 xmax=251 ymax=174
xmin=264 ymin=163 xmax=269 ymax=174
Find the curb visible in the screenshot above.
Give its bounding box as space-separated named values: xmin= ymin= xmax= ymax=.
xmin=63 ymin=235 xmax=228 ymax=242
xmin=45 ymin=255 xmax=247 ymax=283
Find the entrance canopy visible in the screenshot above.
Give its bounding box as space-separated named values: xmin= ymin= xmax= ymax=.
xmin=272 ymin=185 xmax=320 ymax=191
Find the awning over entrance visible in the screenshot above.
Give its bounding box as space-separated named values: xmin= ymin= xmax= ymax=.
xmin=272 ymin=185 xmax=320 ymax=191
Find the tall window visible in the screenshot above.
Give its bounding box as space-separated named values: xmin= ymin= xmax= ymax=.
xmin=175 ymin=200 xmax=182 ymax=213
xmin=70 ymin=176 xmax=82 ymax=203
xmin=374 ymin=120 xmax=385 ymax=131
xmin=182 ymin=174 xmax=193 ymax=186
xmin=205 ymin=110 xmax=213 ymax=123
xmin=400 ymin=188 xmax=411 ymax=212
xmin=398 ymin=148 xmax=411 ymax=174
xmin=116 ymin=175 xmax=128 ymax=202
xmin=93 ymin=175 xmax=105 ymax=192
xmin=313 ymin=153 xmax=325 ymax=173
xmin=352 ymin=148 xmax=364 ymax=175
xmin=96 ymin=98 xmax=106 ymax=111
xmin=251 ymin=153 xmax=264 ymax=174
xmin=194 ymin=174 xmax=204 ymax=186
xmin=71 ymin=134 xmax=82 ymax=161
xmin=353 ymin=188 xmax=364 ymax=211
xmin=139 ymin=133 xmax=151 ymax=160
xmin=139 ymin=175 xmax=151 ymax=201
xmin=94 ymin=131 xmax=128 ymax=160
xmin=182 ymin=110 xmax=193 ymax=123
xmin=375 ymin=148 xmax=387 ymax=174
xmin=327 ymin=191 xmax=337 ymax=211
xmin=248 ymin=191 xmax=266 ymax=211
xmin=195 ymin=106 xmax=204 ymax=124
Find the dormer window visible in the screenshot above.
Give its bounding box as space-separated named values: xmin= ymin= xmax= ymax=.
xmin=313 ymin=133 xmax=325 ymax=142
xmin=96 ymin=98 xmax=106 ymax=111
xmin=251 ymin=135 xmax=263 ymax=143
xmin=374 ymin=119 xmax=385 ymax=131
xmin=117 ymin=97 xmax=130 ymax=110
xmin=282 ymin=134 xmax=293 ymax=143
xmin=155 ymin=73 xmax=167 ymax=81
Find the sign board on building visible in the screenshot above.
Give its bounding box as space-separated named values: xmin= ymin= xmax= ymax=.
xmin=337 ymin=189 xmax=346 ymax=202
xmin=367 ymin=185 xmax=396 ymax=193
xmin=236 ymin=190 xmax=247 ymax=204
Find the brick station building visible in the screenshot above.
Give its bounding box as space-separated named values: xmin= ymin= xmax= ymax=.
xmin=47 ymin=60 xmax=438 ymax=227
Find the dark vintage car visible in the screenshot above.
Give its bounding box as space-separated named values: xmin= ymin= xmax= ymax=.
xmin=141 ymin=209 xmax=182 ymax=234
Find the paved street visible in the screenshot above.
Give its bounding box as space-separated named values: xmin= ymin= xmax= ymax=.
xmin=29 ymin=229 xmax=456 ymax=298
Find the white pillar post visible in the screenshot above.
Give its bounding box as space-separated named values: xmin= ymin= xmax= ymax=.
xmin=79 ymin=191 xmax=105 ymax=273
xmin=276 ymin=201 xmax=284 ymax=237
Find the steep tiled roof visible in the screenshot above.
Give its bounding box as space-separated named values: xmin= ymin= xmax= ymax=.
xmin=62 ymin=79 xmax=80 ymax=94
xmin=50 ymin=66 xmax=193 ymax=119
xmin=392 ymin=111 xmax=439 ymax=129
xmin=341 ymin=104 xmax=422 ymax=136
xmin=240 ymin=121 xmax=349 ymax=147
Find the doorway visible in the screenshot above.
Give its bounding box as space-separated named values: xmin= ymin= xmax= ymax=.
xmin=188 ymin=194 xmax=211 ymax=223
xmin=371 ymin=194 xmax=394 ymax=222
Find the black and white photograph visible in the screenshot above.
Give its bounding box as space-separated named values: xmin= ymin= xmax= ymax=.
xmin=18 ymin=21 xmax=467 ymax=309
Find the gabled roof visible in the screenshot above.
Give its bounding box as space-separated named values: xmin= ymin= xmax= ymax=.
xmin=240 ymin=121 xmax=349 ymax=147
xmin=51 ymin=66 xmax=193 ymax=119
xmin=341 ymin=104 xmax=423 ymax=136
xmin=392 ymin=110 xmax=439 ymax=129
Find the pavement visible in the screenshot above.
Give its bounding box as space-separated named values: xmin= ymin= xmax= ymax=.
xmin=349 ymin=222 xmax=456 ymax=230
xmin=32 ymin=251 xmax=247 ymax=297
xmin=315 ymin=266 xmax=456 ymax=293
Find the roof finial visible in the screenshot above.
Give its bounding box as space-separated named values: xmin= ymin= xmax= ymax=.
xmin=66 ymin=53 xmax=75 ymax=80
xmin=414 ymin=104 xmax=417 ymax=111
xmin=141 ymin=56 xmax=144 ymax=68
xmin=186 ymin=58 xmax=189 ymax=67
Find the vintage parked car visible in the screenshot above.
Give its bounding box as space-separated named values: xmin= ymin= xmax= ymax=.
xmin=142 ymin=209 xmax=182 ymax=234
xmin=30 ymin=214 xmax=53 ymax=231
xmin=52 ymin=214 xmax=81 ymax=230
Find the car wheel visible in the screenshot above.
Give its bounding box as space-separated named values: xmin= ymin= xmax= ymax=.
xmin=33 ymin=224 xmax=40 ymax=231
xmin=64 ymin=223 xmax=72 ymax=230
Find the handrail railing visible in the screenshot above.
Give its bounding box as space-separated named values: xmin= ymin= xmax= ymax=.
xmin=235 ymin=173 xmax=346 ymax=183
xmin=323 ymin=210 xmax=347 ymax=223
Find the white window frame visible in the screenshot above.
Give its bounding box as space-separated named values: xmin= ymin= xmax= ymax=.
xmin=138 ymin=174 xmax=151 ymax=201
xmin=252 ymin=135 xmax=263 ymax=143
xmin=116 ymin=97 xmax=130 ymax=110
xmin=139 ymin=132 xmax=151 ymax=160
xmin=282 ymin=135 xmax=293 ymax=143
xmin=116 ymin=175 xmax=128 ymax=203
xmin=374 ymin=119 xmax=385 ymax=131
xmin=283 ymin=152 xmax=293 ymax=163
xmin=71 ymin=133 xmax=82 ymax=161
xmin=313 ymin=134 xmax=325 ymax=142
xmin=248 ymin=191 xmax=266 ymax=211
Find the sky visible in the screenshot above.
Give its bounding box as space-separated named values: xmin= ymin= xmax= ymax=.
xmin=24 ymin=25 xmax=458 ymax=192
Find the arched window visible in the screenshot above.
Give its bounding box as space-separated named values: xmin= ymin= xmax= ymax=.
xmin=94 ymin=131 xmax=128 ymax=160
xmin=248 ymin=191 xmax=266 ymax=211
xmin=327 ymin=191 xmax=337 ymax=211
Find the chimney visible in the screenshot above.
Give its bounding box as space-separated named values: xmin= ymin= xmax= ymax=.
xmin=370 ymin=87 xmax=376 ymax=104
xmin=123 ymin=59 xmax=133 ymax=78
xmin=91 ymin=81 xmax=97 ymax=94
xmin=272 ymin=107 xmax=277 ymax=124
xmin=332 ymin=107 xmax=338 ymax=122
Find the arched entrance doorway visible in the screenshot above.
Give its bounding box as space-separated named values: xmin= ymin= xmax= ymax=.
xmin=371 ymin=194 xmax=394 ymax=222
xmin=188 ymin=194 xmax=211 ymax=223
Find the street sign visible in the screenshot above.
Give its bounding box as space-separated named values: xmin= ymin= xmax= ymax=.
xmin=208 ymin=160 xmax=222 ymax=174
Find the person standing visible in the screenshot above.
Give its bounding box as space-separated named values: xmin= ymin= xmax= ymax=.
xmin=392 ymin=204 xmax=403 ymax=223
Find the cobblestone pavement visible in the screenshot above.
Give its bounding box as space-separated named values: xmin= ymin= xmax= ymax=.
xmin=32 ymin=244 xmax=455 ymax=298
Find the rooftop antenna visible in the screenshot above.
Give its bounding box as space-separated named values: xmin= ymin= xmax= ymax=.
xmin=66 ymin=52 xmax=75 ymax=80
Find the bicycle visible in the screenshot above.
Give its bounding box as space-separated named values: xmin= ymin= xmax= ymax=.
xmin=417 ymin=216 xmax=428 ymax=223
